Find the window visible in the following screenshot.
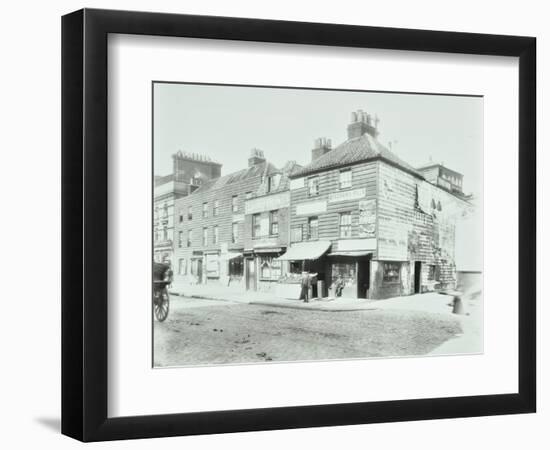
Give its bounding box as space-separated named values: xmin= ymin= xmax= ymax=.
xmin=202 ymin=227 xmax=208 ymax=246
xmin=339 ymin=169 xmax=352 ymax=189
xmin=213 ymin=199 xmax=219 ymax=217
xmin=232 ymin=222 xmax=238 ymax=244
xmin=187 ymin=229 xmax=192 ymax=247
xmin=179 ymin=211 xmax=184 ymax=223
xmin=187 ymin=206 xmax=193 ymax=220
xmin=259 ymin=256 xmax=281 ymax=280
xmin=270 ymin=210 xmax=279 ymax=235
xmin=178 ymin=231 xmax=183 ymax=248
xmin=332 ymin=262 xmax=355 ymax=285
xmin=339 ymin=212 xmax=352 ymax=238
xmin=252 ymin=214 xmax=261 ymax=238
xmin=213 ymin=225 xmax=219 ymax=244
xmin=202 ymin=202 xmax=208 ymax=218
xmin=154 ymin=207 xmax=158 ymax=220
xmin=383 ymin=262 xmax=401 ymax=283
xmin=163 ymin=203 xmax=168 ymax=218
xmin=162 ymin=227 xmax=168 ymax=241
xmin=267 ymin=174 xmax=281 ymax=192
xmin=232 ymin=195 xmax=238 ymax=212
xmin=154 ymin=230 xmax=158 ymax=242
xmin=291 ymin=226 xmax=303 ymax=242
xmin=178 ymin=258 xmax=187 ymax=275
xmin=307 ymin=176 xmax=319 ymax=196
xmin=307 ymin=216 xmax=319 ymax=240
xmin=245 ymin=191 xmax=253 ymax=199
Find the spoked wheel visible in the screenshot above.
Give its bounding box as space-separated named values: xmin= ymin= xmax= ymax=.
xmin=154 ymin=288 xmax=170 ymax=322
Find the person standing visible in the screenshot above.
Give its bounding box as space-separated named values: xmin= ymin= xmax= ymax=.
xmin=301 ymin=271 xmax=310 ymax=303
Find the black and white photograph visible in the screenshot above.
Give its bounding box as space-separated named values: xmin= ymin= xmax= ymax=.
xmin=152 ymin=82 xmax=483 ymax=368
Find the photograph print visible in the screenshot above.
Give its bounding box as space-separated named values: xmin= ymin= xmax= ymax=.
xmin=152 ymin=82 xmax=483 ymax=368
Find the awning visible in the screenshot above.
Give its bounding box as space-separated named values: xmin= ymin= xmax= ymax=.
xmin=329 ymin=251 xmax=372 ymax=257
xmin=254 ymin=247 xmax=283 ymax=254
xmin=276 ymin=241 xmax=331 ymax=261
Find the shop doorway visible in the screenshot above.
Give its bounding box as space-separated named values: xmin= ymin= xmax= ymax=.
xmin=357 ymin=260 xmax=370 ymax=299
xmin=246 ymin=258 xmax=256 ymax=291
xmin=414 ymin=261 xmax=422 ymax=293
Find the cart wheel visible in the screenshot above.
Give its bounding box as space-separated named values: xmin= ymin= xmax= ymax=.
xmin=154 ymin=288 xmax=170 ymax=322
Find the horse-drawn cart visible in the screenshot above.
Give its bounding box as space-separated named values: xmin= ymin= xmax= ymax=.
xmin=153 ymin=262 xmax=172 ymax=322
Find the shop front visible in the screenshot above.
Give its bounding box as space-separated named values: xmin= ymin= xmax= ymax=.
xmin=327 ymin=251 xmax=372 ymax=299
xmin=275 ymin=241 xmax=331 ymax=299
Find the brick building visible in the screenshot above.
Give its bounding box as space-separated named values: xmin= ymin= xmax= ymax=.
xmin=281 ymin=110 xmax=472 ymax=299
xmin=172 ymin=149 xmax=296 ymax=292
xmin=153 ymin=151 xmax=221 ymax=264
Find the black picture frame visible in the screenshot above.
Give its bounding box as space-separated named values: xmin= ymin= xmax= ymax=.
xmin=61 ymin=8 xmax=536 ymax=442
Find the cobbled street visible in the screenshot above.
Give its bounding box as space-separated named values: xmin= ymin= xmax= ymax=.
xmin=153 ymin=296 xmax=463 ymax=367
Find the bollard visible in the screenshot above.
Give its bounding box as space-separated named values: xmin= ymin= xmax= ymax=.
xmin=452 ymin=295 xmax=464 ymax=314
xmin=318 ymin=280 xmax=325 ymax=298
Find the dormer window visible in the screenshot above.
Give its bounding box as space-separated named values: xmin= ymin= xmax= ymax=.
xmin=307 ymin=176 xmax=319 ymax=197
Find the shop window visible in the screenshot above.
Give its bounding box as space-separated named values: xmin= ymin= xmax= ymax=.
xmin=339 ymin=212 xmax=352 ymax=238
xmin=213 ymin=225 xmax=219 ymax=244
xmin=290 ymin=261 xmax=302 ymax=274
xmin=307 ymin=216 xmax=319 ymax=240
xmin=252 ymin=214 xmax=261 ymax=238
xmin=232 ymin=195 xmax=239 ymax=212
xmin=270 ymin=210 xmax=279 ymax=236
xmin=291 ymin=226 xmax=303 ymax=242
xmin=202 ymin=202 xmax=208 ymax=218
xmin=307 ymin=176 xmax=319 ymax=196
xmin=259 ymin=256 xmax=281 ymax=280
xmin=187 ymin=229 xmax=192 ymax=247
xmin=232 ymin=222 xmax=238 ymax=244
xmin=339 ymin=169 xmax=352 ymax=189
xmin=178 ymin=258 xmax=187 ymax=275
xmin=383 ymin=262 xmax=401 ymax=283
xmin=331 ymin=262 xmax=355 ymax=285
xmin=213 ymin=199 xmax=219 ymax=216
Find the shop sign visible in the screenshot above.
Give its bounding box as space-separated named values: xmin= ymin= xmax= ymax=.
xmin=337 ymin=238 xmax=377 ymax=251
xmin=295 ymin=200 xmax=327 ymax=216
xmin=245 ymin=191 xmax=290 ymax=214
xmin=232 ymin=214 xmax=244 ymax=222
xmin=358 ymin=199 xmax=376 ymax=238
xmin=328 ymin=187 xmax=366 ymax=203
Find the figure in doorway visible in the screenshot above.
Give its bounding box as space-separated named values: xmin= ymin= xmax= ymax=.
xmin=332 ymin=274 xmax=345 ymax=297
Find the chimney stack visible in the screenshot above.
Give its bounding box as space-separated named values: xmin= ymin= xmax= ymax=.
xmin=347 ymin=109 xmax=379 ymax=139
xmin=311 ymin=137 xmax=332 ymax=161
xmin=248 ymin=148 xmax=266 ymax=167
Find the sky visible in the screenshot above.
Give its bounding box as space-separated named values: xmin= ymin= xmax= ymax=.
xmin=153 ymin=82 xmax=483 ymax=198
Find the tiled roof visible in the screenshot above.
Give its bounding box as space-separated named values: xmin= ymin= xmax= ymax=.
xmin=193 ymin=161 xmax=278 ymax=194
xmin=291 ymin=133 xmax=423 ymax=178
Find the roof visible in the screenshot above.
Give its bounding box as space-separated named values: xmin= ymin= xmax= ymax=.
xmin=291 ymin=133 xmax=423 ymax=178
xmin=193 ymin=161 xmax=278 ymax=194
xmin=276 ymin=241 xmax=331 ymax=261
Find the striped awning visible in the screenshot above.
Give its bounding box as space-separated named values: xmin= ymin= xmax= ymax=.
xmin=276 ymin=241 xmax=331 ymax=261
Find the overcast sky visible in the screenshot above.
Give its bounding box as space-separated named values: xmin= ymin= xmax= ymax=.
xmin=153 ymin=82 xmax=483 ymax=197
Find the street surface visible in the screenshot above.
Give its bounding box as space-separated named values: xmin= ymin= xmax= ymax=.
xmin=154 ymin=296 xmax=463 ymax=367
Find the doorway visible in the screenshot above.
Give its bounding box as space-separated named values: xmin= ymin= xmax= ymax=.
xmin=246 ymin=258 xmax=256 ymax=291
xmin=196 ymin=259 xmax=203 ymax=284
xmin=357 ymin=260 xmax=370 ymax=299
xmin=414 ymin=261 xmax=422 ymax=294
